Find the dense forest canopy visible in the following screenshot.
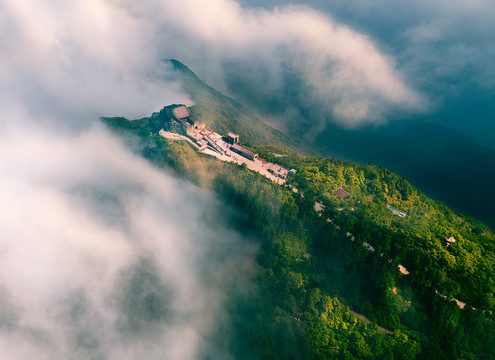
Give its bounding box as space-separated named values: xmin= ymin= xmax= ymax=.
xmin=102 ymin=112 xmax=495 ymax=359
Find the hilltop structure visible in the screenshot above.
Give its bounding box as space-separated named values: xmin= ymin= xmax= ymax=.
xmin=159 ymin=104 xmax=289 ymax=184
xmin=230 ymin=143 xmax=258 ymax=161
xmin=267 ymin=164 xmax=289 ymax=179
xmin=162 ymin=104 xmax=205 ymax=139
xmin=226 ymin=132 xmax=239 ymax=144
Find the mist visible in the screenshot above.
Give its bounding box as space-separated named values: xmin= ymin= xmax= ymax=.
xmin=144 ymin=0 xmax=424 ymax=131
xmin=4 ymin=0 xmax=493 ymax=142
xmin=236 ymin=0 xmax=495 ymax=149
xmin=1 ymin=1 xmax=262 ymax=358
xmin=2 ymin=0 xmax=429 ymax=131
xmin=0 ymin=120 xmax=258 ymax=359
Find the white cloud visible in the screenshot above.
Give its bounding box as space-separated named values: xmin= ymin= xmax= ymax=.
xmin=0 ymin=2 xmax=261 ymax=356
xmin=2 ymin=0 xmax=423 ymax=128
xmin=84 ymin=0 xmax=418 ymax=129
xmin=141 ymin=0 xmax=423 ymax=126
xmin=0 ymin=122 xmax=255 ymax=359
xmin=0 ymin=0 xmax=191 ymax=122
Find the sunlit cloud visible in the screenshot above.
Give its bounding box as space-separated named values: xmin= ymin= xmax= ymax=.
xmin=0 ymin=122 xmax=255 ymax=359
xmin=0 ymin=1 xmax=263 ymax=357
xmin=0 ymin=0 xmax=191 ymax=122
xmin=139 ymin=0 xmax=424 ymax=127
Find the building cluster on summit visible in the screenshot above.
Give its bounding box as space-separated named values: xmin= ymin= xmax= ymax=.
xmin=158 ymin=104 xmax=291 ymax=184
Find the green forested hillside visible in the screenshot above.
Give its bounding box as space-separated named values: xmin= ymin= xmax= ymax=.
xmin=290 ymin=158 xmax=495 ymax=308
xmin=313 ymin=119 xmax=495 ymax=230
xmin=102 ymin=115 xmax=495 ymax=359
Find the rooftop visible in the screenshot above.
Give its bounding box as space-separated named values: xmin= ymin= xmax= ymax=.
xmin=398 ymin=265 xmax=410 ymax=275
xmin=172 ymin=105 xmax=191 ymax=120
xmin=333 ymin=187 xmax=350 ymax=199
xmin=231 ymin=143 xmax=257 ymax=158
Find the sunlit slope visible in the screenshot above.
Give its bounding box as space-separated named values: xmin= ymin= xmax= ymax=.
xmin=171 ymin=59 xmax=495 ymax=230
xmin=101 ymin=114 xmax=495 ymax=358
xmin=101 ymin=63 xmax=495 ymax=357
xmin=313 ymin=121 xmax=495 ymax=230
xmin=169 ymin=59 xmax=312 ymax=154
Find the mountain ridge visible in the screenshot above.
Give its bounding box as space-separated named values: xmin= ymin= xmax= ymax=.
xmin=168 ymin=59 xmax=314 ymax=155
xmin=170 ymin=58 xmax=495 ymax=229
xmin=101 ymin=60 xmax=495 ymax=359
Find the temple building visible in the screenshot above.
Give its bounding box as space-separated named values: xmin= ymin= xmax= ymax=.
xmin=230 ymin=143 xmax=258 ymax=161
xmin=226 ymin=132 xmax=239 ymax=144
xmin=163 ymin=104 xmax=205 ymax=139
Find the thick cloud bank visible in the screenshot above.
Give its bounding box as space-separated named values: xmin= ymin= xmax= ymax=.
xmin=1 ymin=0 xmax=423 ymax=129
xmin=0 ymin=1 xmax=265 ymax=358
xmin=0 ymin=122 xmax=255 ymax=359
xmin=140 ymin=0 xmax=423 ymax=128
xmin=239 ymin=0 xmax=495 ymax=147
xmin=0 ymin=0 xmax=191 ymax=122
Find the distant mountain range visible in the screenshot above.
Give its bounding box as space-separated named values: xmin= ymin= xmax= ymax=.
xmin=169 ymin=59 xmax=495 ymax=229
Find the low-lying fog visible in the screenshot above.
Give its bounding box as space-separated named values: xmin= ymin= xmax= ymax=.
xmin=0 ymin=121 xmax=257 ymax=359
